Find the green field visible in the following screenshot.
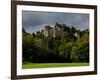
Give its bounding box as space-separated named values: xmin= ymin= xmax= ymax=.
xmin=22 ymin=63 xmax=89 ymax=69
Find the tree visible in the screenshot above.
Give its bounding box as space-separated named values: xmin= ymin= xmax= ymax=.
xmin=55 ymin=22 xmax=62 ymax=28
xmin=71 ymin=26 xmax=76 ymax=33
xmin=22 ymin=33 xmax=35 ymax=63
xmin=36 ymin=31 xmax=45 ymax=39
xmin=32 ymin=32 xmax=36 ymax=37
xmin=22 ymin=23 xmax=89 ymax=63
xmin=62 ymin=24 xmax=70 ymax=32
xmin=74 ymin=32 xmax=89 ymax=62
xmin=61 ymin=32 xmax=69 ymax=43
xmin=22 ymin=28 xmax=26 ymax=33
xmin=58 ymin=42 xmax=73 ymax=62
xmin=70 ymin=46 xmax=79 ymax=62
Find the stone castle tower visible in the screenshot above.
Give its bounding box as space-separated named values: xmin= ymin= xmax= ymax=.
xmin=42 ymin=25 xmax=64 ymax=38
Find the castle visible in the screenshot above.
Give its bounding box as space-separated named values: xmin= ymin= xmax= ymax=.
xmin=42 ymin=25 xmax=64 ymax=38
xmin=41 ymin=24 xmax=80 ymax=39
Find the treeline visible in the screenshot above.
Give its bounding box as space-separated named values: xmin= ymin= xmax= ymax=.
xmin=22 ymin=23 xmax=89 ymax=63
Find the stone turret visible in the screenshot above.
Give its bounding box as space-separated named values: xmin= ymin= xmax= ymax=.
xmin=42 ymin=26 xmax=53 ymax=37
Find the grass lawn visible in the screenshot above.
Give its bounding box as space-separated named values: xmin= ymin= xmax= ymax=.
xmin=22 ymin=63 xmax=89 ymax=69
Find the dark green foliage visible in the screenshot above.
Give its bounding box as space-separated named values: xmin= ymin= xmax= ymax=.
xmin=22 ymin=28 xmax=26 ymax=33
xmin=22 ymin=23 xmax=89 ymax=63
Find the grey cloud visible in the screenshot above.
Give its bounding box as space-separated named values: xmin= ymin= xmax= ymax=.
xmin=22 ymin=11 xmax=89 ymax=33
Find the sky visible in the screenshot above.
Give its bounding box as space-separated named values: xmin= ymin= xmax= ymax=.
xmin=22 ymin=11 xmax=89 ymax=34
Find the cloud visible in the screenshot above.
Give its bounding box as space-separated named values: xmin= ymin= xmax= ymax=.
xmin=22 ymin=11 xmax=89 ymax=33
